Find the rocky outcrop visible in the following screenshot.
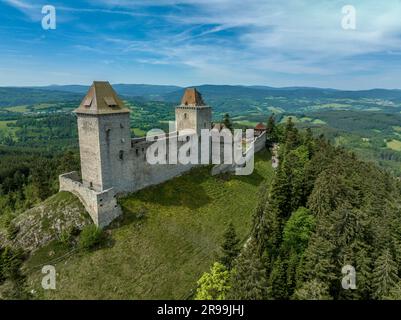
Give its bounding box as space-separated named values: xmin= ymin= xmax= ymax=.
xmin=0 ymin=192 xmax=91 ymax=253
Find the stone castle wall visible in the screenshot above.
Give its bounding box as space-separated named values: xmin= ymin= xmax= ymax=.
xmin=128 ymin=133 xmax=199 ymax=193
xmin=254 ymin=131 xmax=267 ymax=152
xmin=210 ymin=131 xmax=267 ymax=175
xmin=59 ymin=171 xmax=122 ymax=228
xmin=60 ymin=131 xmax=266 ymax=228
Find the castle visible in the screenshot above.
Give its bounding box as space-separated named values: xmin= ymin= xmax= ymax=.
xmin=59 ymin=81 xmax=267 ymax=227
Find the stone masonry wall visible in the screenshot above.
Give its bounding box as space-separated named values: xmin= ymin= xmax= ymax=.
xmin=60 ymin=131 xmax=266 ymax=228
xmin=59 ymin=171 xmax=122 ymax=228
xmin=211 ymin=131 xmax=267 ymax=175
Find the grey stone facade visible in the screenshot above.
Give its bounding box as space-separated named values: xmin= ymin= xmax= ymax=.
xmin=175 ymin=105 xmax=212 ymax=136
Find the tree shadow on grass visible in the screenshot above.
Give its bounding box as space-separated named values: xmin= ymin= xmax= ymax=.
xmin=111 ymin=150 xmax=270 ymax=230
xmin=111 ymin=167 xmax=213 ymax=230
xmin=108 ymin=205 xmax=150 ymax=230
xmin=214 ymin=150 xmax=270 ymax=187
xmin=131 ymin=167 xmax=212 ymax=209
xmin=229 ymin=170 xmax=265 ymax=186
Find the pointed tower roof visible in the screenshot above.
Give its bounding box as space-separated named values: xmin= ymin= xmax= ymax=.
xmin=180 ymin=88 xmax=205 ymax=107
xmin=255 ymin=122 xmax=267 ymax=130
xmin=74 ymin=81 xmax=130 ymax=115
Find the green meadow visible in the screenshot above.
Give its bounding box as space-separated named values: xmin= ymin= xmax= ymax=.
xmin=387 ymin=139 xmax=401 ymax=151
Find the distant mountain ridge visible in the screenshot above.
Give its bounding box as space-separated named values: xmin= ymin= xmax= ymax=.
xmin=38 ymin=84 xmax=182 ymax=97
xmin=34 ymin=84 xmax=401 ymax=101
xmin=1 ymin=83 xmax=401 ymax=109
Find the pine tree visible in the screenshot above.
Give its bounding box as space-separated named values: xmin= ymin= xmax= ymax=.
xmin=269 ymin=145 xmax=309 ymax=219
xmin=266 ymin=114 xmax=278 ymax=143
xmin=384 ymin=281 xmax=401 ymax=300
xmin=31 ymin=158 xmax=53 ymax=200
xmin=269 ymin=162 xmax=292 ymax=219
xmin=270 ymin=256 xmax=288 ymax=299
xmin=303 ymin=128 xmax=315 ymax=158
xmin=257 ymin=201 xmax=282 ymax=258
xmin=297 ymin=232 xmax=336 ymax=287
xmin=287 ymin=146 xmax=309 ymax=211
xmin=354 ymin=245 xmax=373 ymax=299
xmin=285 ymin=249 xmax=299 ymax=296
xmin=227 ymin=239 xmax=270 ymax=300
xmin=372 ymin=248 xmax=399 ymax=299
xmin=283 ymin=117 xmax=299 ymax=150
xmin=307 ymin=167 xmax=352 ymax=218
xmin=251 ymin=184 xmax=268 ymax=240
xmin=219 ymin=222 xmax=241 ymax=270
xmin=338 ymin=242 xmax=372 ymax=300
xmin=292 ymin=279 xmax=332 ymax=300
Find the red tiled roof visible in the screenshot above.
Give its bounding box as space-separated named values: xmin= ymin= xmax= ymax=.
xmin=181 ymin=88 xmax=205 ymax=106
xmin=255 ymin=122 xmax=267 ymax=130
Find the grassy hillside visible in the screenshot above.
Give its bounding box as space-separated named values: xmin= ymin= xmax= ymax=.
xmin=24 ymin=149 xmax=273 ymax=299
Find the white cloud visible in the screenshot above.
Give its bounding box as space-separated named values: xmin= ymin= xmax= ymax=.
xmin=5 ymin=0 xmax=401 ymax=87
xmin=2 ymin=0 xmax=41 ymax=20
xmin=83 ymin=0 xmax=401 ymax=84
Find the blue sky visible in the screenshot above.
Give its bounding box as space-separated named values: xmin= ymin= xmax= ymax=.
xmin=1 ymin=0 xmax=401 ymax=89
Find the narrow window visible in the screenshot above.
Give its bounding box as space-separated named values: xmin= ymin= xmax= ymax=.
xmin=136 ymin=148 xmax=139 ymax=156
xmin=184 ymin=113 xmax=188 ymax=119
xmin=119 ymin=150 xmax=124 ymax=160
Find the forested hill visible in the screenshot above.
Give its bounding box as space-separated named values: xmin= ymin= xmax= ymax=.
xmin=2 ymin=84 xmax=401 ymax=108
xmin=197 ymin=118 xmax=401 ymax=300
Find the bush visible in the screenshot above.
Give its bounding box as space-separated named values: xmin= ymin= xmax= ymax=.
xmin=78 ymin=225 xmax=104 ymax=250
xmin=195 ymin=262 xmax=231 ymax=300
xmin=58 ymin=228 xmax=73 ymax=247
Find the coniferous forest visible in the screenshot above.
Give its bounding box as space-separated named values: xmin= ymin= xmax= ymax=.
xmin=196 ymin=117 xmax=401 ymax=300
